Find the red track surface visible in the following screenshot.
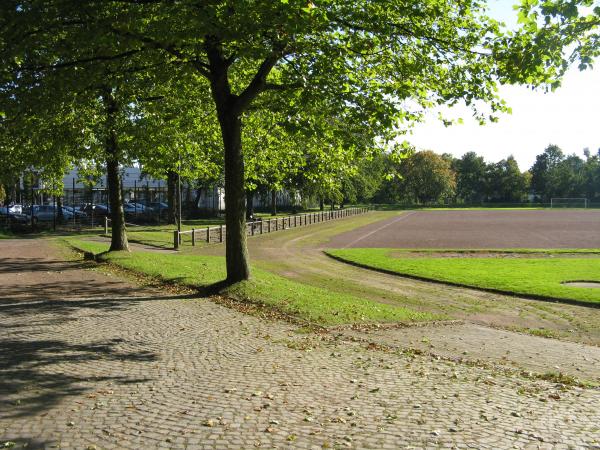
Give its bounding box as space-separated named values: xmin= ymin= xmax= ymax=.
xmin=327 ymin=210 xmax=600 ymax=249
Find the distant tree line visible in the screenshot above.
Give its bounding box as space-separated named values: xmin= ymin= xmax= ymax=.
xmin=339 ymin=145 xmax=600 ymax=206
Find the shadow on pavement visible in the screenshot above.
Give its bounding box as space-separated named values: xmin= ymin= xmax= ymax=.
xmin=0 ymin=335 xmax=156 ymax=419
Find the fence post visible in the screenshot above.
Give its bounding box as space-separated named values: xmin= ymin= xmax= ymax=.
xmin=207 ymin=226 xmax=211 ymax=242
xmin=220 ymin=225 xmax=223 ymax=242
xmin=294 ymin=216 xmax=297 ymax=227
xmin=104 ymin=216 xmax=108 ymax=235
xmin=260 ymin=220 xmax=263 ymax=234
xmin=173 ymin=230 xmax=179 ymax=250
xmin=276 ymin=218 xmax=279 ymax=231
xmin=268 ymin=219 xmax=271 ymax=233
xmin=192 ymin=228 xmax=196 ymax=246
xmin=251 ymin=221 xmax=255 ymax=236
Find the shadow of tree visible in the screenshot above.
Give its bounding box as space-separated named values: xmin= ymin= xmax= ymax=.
xmin=0 ymin=238 xmax=216 ymax=424
xmin=0 ymin=256 xmax=90 ymax=275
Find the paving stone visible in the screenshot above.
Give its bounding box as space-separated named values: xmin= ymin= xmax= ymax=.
xmin=1 ymin=239 xmax=599 ymax=448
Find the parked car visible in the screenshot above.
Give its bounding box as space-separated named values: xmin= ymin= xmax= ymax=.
xmin=62 ymin=205 xmax=87 ymax=218
xmin=25 ymin=205 xmax=75 ymax=223
xmin=0 ymin=206 xmax=29 ymax=224
xmin=124 ymin=202 xmax=150 ymax=213
xmin=6 ymin=204 xmax=23 ymax=214
xmin=80 ymin=204 xmax=110 ymax=217
xmin=145 ymin=201 xmax=169 ymax=212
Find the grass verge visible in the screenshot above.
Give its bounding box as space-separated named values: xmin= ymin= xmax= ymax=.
xmin=65 ymin=238 xmax=434 ymax=326
xmin=326 ymin=248 xmax=600 ymax=306
xmin=0 ymin=228 xmax=14 ymax=239
xmin=388 ymin=248 xmax=600 ymax=255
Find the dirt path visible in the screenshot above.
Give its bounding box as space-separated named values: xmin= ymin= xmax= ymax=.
xmin=2 ymin=238 xmax=600 ymax=448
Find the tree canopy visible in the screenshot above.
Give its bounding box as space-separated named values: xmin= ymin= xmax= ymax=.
xmin=1 ymin=0 xmax=598 ymax=281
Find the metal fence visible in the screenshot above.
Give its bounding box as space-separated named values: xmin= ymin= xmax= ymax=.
xmin=173 ymin=207 xmax=371 ymax=249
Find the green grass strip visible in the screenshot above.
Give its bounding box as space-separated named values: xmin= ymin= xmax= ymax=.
xmin=326 ymin=248 xmax=600 ymax=306
xmin=65 ymin=239 xmax=434 ymax=325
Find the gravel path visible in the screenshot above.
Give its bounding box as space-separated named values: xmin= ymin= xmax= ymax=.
xmin=1 ymin=239 xmax=600 ymax=449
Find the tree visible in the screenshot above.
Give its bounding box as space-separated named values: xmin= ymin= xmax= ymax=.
xmin=583 ymin=149 xmax=600 ymax=201
xmin=530 ymin=144 xmax=565 ymax=200
xmin=484 ymin=156 xmax=528 ymax=202
xmin=2 ymin=0 xmax=598 ymax=282
xmin=400 ymin=150 xmax=456 ymax=204
xmin=529 ymin=145 xmax=587 ymax=200
xmin=339 ymin=153 xmax=387 ymax=206
xmin=455 ymin=152 xmax=487 ymax=203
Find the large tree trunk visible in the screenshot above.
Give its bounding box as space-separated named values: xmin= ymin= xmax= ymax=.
xmin=167 ymin=170 xmax=179 ymax=225
xmin=219 ymin=111 xmax=250 ymax=282
xmin=319 ymin=197 xmax=324 ymax=211
xmin=270 ymin=190 xmax=277 ymax=216
xmin=246 ymin=189 xmax=254 ymax=220
xmin=102 ymin=88 xmax=129 ymax=252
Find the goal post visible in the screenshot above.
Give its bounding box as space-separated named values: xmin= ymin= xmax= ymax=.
xmin=550 ymin=198 xmax=588 ymax=208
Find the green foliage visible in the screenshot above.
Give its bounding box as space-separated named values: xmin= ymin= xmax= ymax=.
xmin=530 ymin=144 xmax=597 ymax=200
xmin=484 ymin=155 xmax=529 ymax=202
xmin=378 ymin=150 xmax=456 ymax=204
xmin=454 ymin=152 xmax=487 ymax=203
xmin=2 ymin=0 xmax=598 ymax=271
xmin=327 ymin=248 xmax=600 ymax=305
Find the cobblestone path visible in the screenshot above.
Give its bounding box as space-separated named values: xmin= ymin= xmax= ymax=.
xmin=1 ymin=239 xmax=599 ymax=449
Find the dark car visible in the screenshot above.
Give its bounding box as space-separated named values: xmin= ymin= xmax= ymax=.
xmin=80 ymin=204 xmax=111 ymax=218
xmin=145 ymin=201 xmax=169 ymax=212
xmin=0 ymin=206 xmax=29 ymax=224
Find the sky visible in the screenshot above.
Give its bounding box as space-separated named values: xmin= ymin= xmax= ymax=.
xmin=407 ymin=0 xmax=600 ymax=170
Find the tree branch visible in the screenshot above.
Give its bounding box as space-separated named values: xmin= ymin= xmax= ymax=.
xmin=20 ymin=49 xmax=142 ymax=72
xmin=110 ymin=26 xmax=211 ymax=77
xmin=235 ymin=51 xmax=283 ymax=114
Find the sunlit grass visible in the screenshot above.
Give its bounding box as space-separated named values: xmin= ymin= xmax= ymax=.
xmin=326 ymin=248 xmax=600 ymax=305
xmin=66 ymin=238 xmax=434 ymax=325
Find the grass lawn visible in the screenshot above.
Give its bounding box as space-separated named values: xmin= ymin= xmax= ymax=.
xmin=0 ymin=228 xmax=14 ymax=239
xmin=326 ymin=248 xmax=600 ymax=305
xmin=65 ymin=238 xmax=434 ymax=326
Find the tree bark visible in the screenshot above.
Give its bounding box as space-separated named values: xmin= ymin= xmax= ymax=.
xmin=102 ymin=88 xmax=129 ymax=252
xmin=246 ymin=189 xmax=254 ymax=220
xmin=205 ymin=37 xmax=281 ymax=283
xmin=167 ymin=170 xmax=178 ymax=225
xmin=319 ymin=197 xmax=324 ymax=211
xmin=271 ymin=190 xmax=277 ymax=216
xmin=219 ymin=110 xmax=250 ymax=282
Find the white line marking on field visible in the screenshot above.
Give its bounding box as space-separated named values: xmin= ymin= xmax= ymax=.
xmin=342 ymin=211 xmax=417 ymax=248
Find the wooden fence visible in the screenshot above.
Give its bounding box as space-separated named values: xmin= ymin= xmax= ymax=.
xmin=173 ymin=207 xmax=370 ymax=249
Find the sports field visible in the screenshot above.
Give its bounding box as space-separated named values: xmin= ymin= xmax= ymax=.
xmin=325 ymin=209 xmax=600 ymax=306
xmin=326 ymin=210 xmax=600 ymax=249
